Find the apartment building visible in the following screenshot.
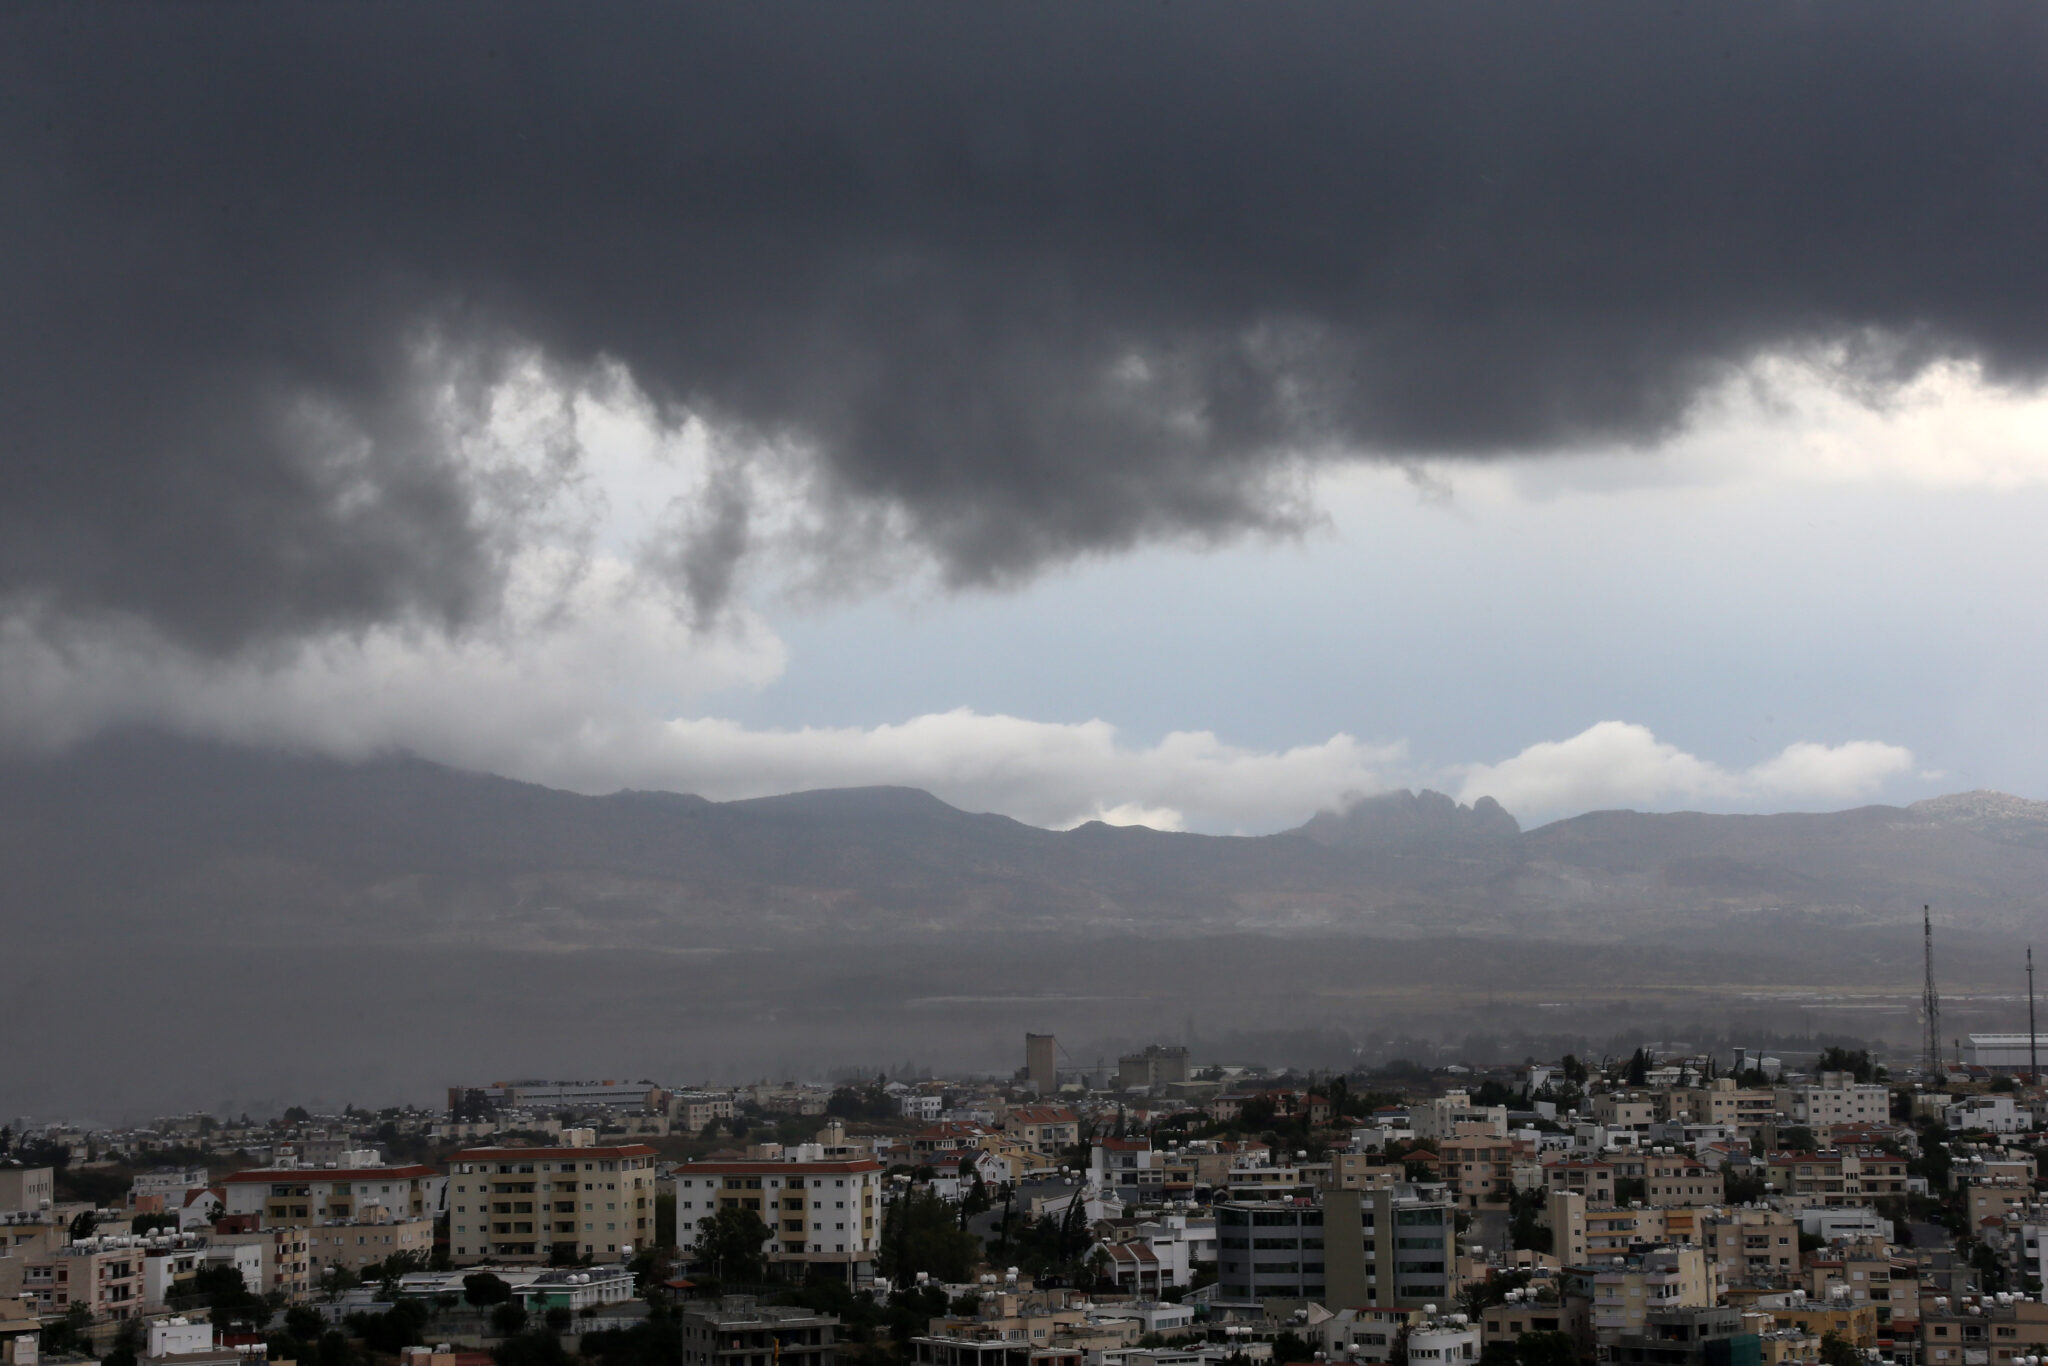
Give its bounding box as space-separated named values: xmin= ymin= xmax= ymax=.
xmin=1116 ymin=1046 xmax=1191 ymax=1092
xmin=0 ymin=1168 xmax=53 ymax=1215
xmin=1805 ymin=1240 xmax=1911 ymax=1327
xmin=21 ymin=1238 xmax=147 ymax=1321
xmin=220 ymin=1163 xmax=441 ymax=1224
xmin=1662 ymin=1083 xmax=1779 ymax=1133
xmin=211 ymin=1222 xmax=311 ymax=1301
xmin=1776 ymin=1075 xmax=1890 ymax=1129
xmin=1921 ymin=1295 xmax=2048 ymax=1366
xmin=306 ymin=1215 xmax=436 ymax=1277
xmin=1439 ymin=1135 xmax=1517 ymax=1211
xmin=448 ymin=1143 xmax=656 ymax=1265
xmin=1214 ymin=1200 xmax=1326 ymax=1301
xmin=1411 ymin=1092 xmax=1508 ymax=1142
xmin=677 ymin=1299 xmax=838 ymax=1366
xmin=669 ymin=1158 xmax=882 ymax=1281
xmin=1582 ymin=1247 xmax=1719 ymax=1341
xmin=1093 ymin=1139 xmax=1169 ymax=1204
xmin=672 ymin=1093 xmax=738 ymax=1132
xmin=1643 ymin=1150 xmax=1725 ymax=1208
xmin=1004 ymin=1107 xmax=1081 ymax=1157
xmin=1698 ymin=1207 xmax=1799 ymax=1284
xmin=1761 ymin=1150 xmax=1909 ymax=1207
xmin=1322 ymin=1184 xmax=1455 ymax=1309
xmin=1593 ymin=1095 xmax=1660 ymax=1139
xmin=1544 ymin=1159 xmax=1616 ymax=1205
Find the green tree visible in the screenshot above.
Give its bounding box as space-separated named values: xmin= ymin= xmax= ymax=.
xmin=694 ymin=1206 xmax=771 ymax=1283
xmin=879 ymin=1188 xmax=983 ymax=1283
xmin=103 ymin=1318 xmax=146 ymax=1366
xmin=1819 ymin=1332 xmax=1862 ymax=1366
xmin=1272 ymin=1331 xmax=1315 ymax=1363
xmin=491 ymin=1301 xmax=530 ymax=1336
xmin=286 ymin=1306 xmax=327 ymax=1341
xmin=655 ymin=1191 xmax=677 ymax=1247
xmin=1816 ymin=1049 xmax=1875 ymax=1083
xmin=465 ymin=1272 xmax=515 ymax=1306
xmin=1517 ymin=1332 xmax=1577 ymax=1366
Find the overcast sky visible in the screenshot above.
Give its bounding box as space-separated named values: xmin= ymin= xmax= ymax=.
xmin=4 ymin=4 xmax=2046 ymax=833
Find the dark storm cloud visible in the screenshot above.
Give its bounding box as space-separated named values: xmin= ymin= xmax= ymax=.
xmin=3 ymin=3 xmax=2046 ymax=648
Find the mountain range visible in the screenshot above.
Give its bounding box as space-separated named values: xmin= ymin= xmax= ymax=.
xmin=12 ymin=732 xmax=2048 ymax=1116
xmin=7 ymin=731 xmax=2047 ymax=952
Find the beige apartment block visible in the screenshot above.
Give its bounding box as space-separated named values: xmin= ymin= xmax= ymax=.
xmin=306 ymin=1216 xmax=435 ymax=1277
xmin=1699 ymin=1206 xmax=1799 ymax=1284
xmin=1642 ymin=1151 xmax=1725 ymax=1208
xmin=448 ymin=1143 xmax=656 ymax=1265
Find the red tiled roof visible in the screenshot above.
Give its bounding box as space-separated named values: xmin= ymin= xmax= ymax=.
xmin=451 ymin=1145 xmax=656 ymax=1160
xmin=680 ymin=1159 xmax=883 ymax=1174
xmin=222 ymin=1165 xmax=438 ymax=1184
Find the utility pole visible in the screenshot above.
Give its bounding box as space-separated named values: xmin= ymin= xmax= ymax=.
xmin=2030 ymin=945 xmax=2038 ymax=1083
xmin=1922 ymin=905 xmax=1943 ymax=1081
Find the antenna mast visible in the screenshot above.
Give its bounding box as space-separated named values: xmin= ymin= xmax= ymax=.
xmin=1922 ymin=905 xmax=1942 ymax=1081
xmin=2030 ymin=946 xmax=2038 ymax=1083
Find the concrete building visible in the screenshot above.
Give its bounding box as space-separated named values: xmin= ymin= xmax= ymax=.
xmin=672 ymin=1092 xmax=738 ymax=1133
xmin=1411 ymin=1092 xmax=1509 ymax=1142
xmin=1585 ymin=1248 xmax=1719 ymax=1341
xmin=1607 ymin=1307 xmax=1759 ymax=1366
xmin=1775 ymin=1075 xmax=1890 ymax=1130
xmin=512 ymin=1265 xmax=636 ymax=1312
xmin=1948 ymin=1095 xmax=2029 ymax=1134
xmin=1698 ymin=1207 xmax=1799 ymax=1284
xmin=1025 ymin=1035 xmax=1059 ymax=1096
xmin=450 ymin=1080 xmax=667 ymax=1114
xmin=669 ymin=1157 xmax=882 ymax=1281
xmin=1321 ymin=1307 xmax=1422 ymax=1365
xmin=0 ymin=1168 xmax=53 ymax=1216
xmin=209 ymin=1223 xmax=310 ymax=1301
xmin=1214 ymin=1200 xmax=1326 ymax=1300
xmin=1643 ymin=1151 xmax=1725 ymax=1208
xmin=1921 ymin=1295 xmax=2048 ymax=1366
xmin=21 ymin=1237 xmax=148 ymax=1321
xmin=1322 ymin=1183 xmax=1455 ymax=1309
xmin=219 ymin=1164 xmax=441 ymax=1225
xmin=1405 ymin=1314 xmax=1479 ymax=1366
xmin=1004 ymin=1106 xmax=1080 ymax=1157
xmin=447 ymin=1143 xmax=656 ymax=1265
xmin=678 ymin=1298 xmax=838 ymax=1366
xmin=1438 ymin=1135 xmax=1515 ymax=1211
xmin=1116 ymin=1047 xmax=1192 ymax=1092
xmin=306 ymin=1215 xmax=436 ymax=1277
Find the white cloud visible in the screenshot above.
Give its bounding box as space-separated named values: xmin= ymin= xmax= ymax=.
xmin=1454 ymin=720 xmax=1914 ymax=824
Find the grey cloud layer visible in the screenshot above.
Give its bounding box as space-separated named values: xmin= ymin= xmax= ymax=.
xmin=4 ymin=3 xmax=2045 ymax=649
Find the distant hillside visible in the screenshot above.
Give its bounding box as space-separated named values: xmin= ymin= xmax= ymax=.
xmin=4 ymin=731 xmax=2046 ymax=953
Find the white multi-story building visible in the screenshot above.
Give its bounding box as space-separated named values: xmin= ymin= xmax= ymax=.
xmin=220 ymin=1163 xmax=442 ymax=1226
xmin=1411 ymin=1092 xmax=1508 ymax=1141
xmin=668 ymin=1157 xmax=883 ymax=1282
xmin=898 ymin=1093 xmax=944 ymax=1122
xmin=1776 ymin=1074 xmax=1890 ymax=1128
xmin=1947 ymin=1095 xmax=2029 ymax=1134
